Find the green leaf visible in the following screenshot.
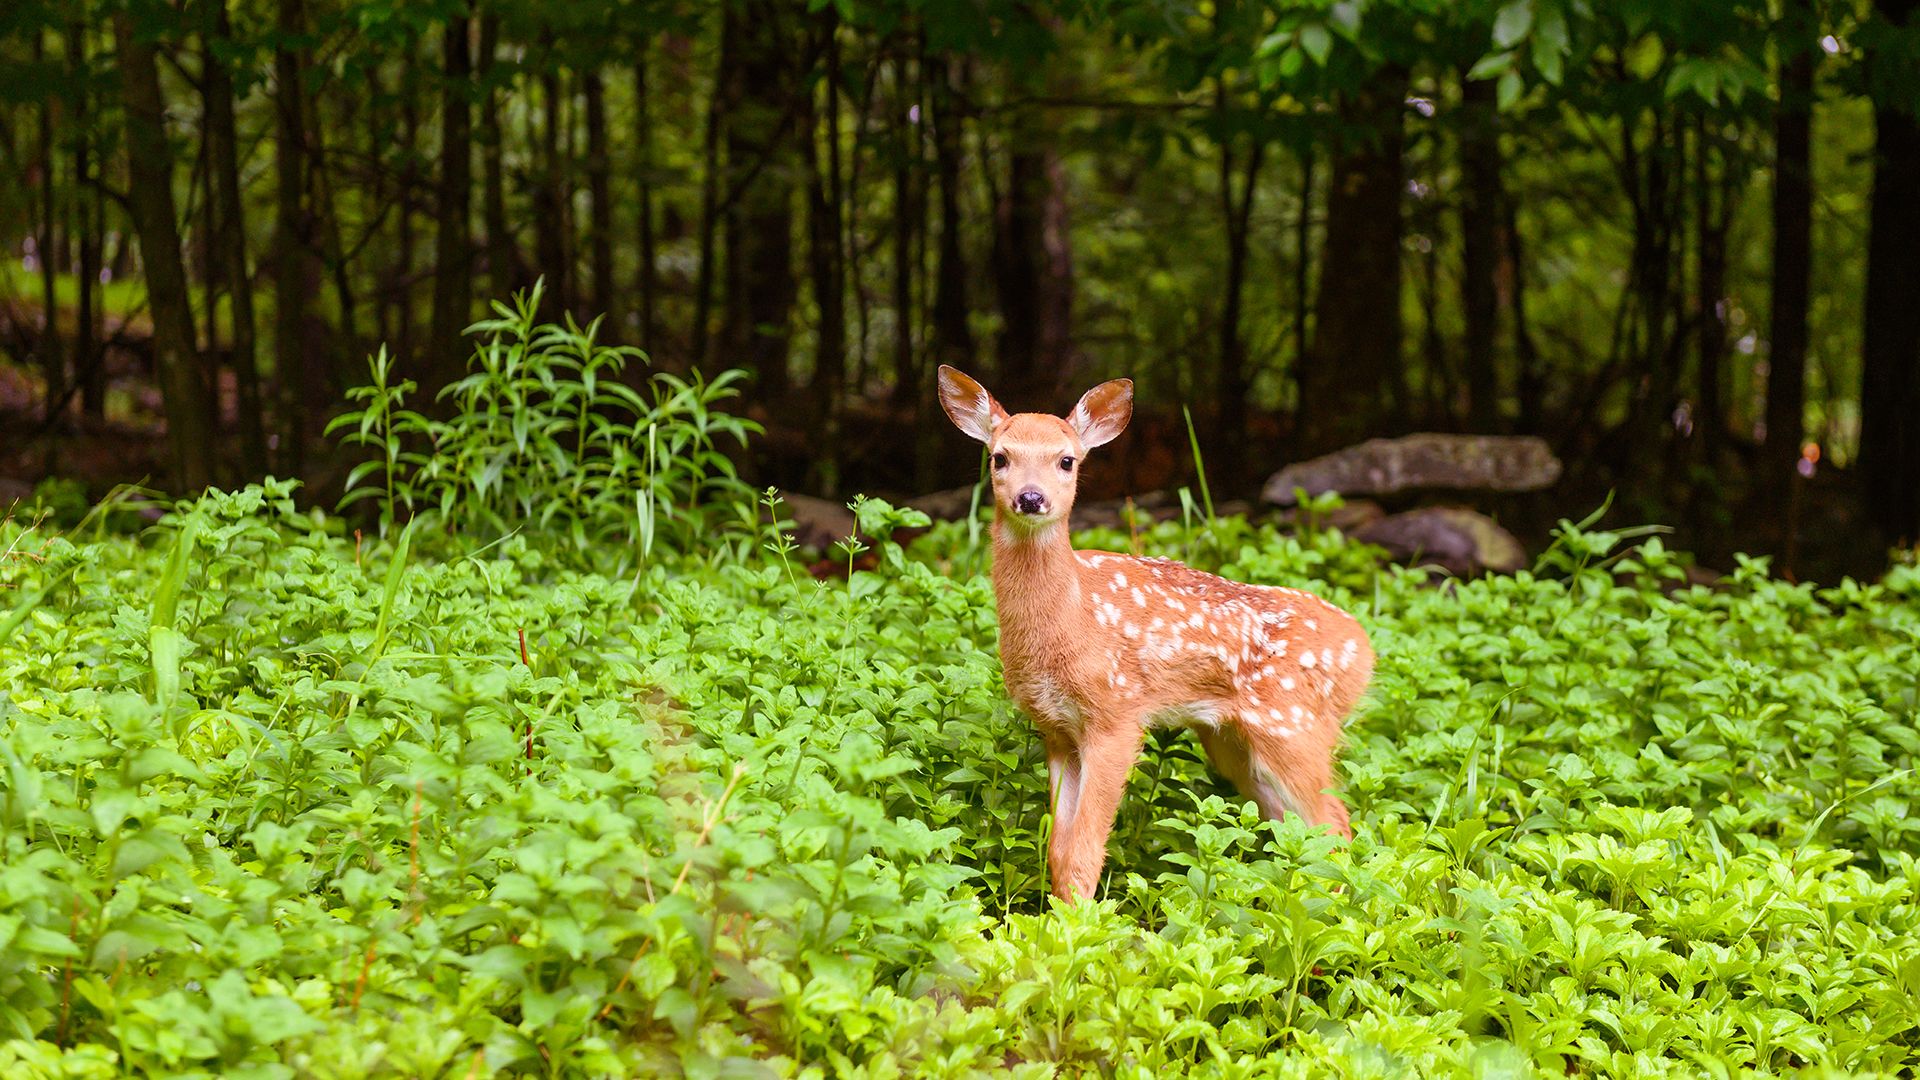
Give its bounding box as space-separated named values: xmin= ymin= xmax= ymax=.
xmin=1493 ymin=1 xmax=1534 ymax=48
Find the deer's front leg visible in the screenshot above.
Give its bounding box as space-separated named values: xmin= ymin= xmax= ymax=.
xmin=1049 ymin=726 xmax=1143 ymax=902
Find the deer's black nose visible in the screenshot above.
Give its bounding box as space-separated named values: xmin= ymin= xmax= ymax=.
xmin=1015 ymin=489 xmax=1047 ymax=515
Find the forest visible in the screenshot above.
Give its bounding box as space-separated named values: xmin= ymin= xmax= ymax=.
xmin=3 ymin=1 xmax=1920 ymax=1077
xmin=0 ymin=0 xmax=1916 ymax=576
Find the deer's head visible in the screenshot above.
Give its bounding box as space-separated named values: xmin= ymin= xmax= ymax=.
xmin=938 ymin=365 xmax=1133 ymax=535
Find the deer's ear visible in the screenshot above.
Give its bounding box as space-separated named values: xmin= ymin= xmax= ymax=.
xmin=1068 ymin=379 xmax=1133 ymax=449
xmin=938 ymin=365 xmax=1007 ymax=443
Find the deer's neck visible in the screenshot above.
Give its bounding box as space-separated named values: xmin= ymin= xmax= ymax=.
xmin=990 ymin=518 xmax=1086 ymax=655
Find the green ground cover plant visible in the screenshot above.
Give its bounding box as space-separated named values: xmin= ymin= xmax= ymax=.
xmin=2 ymin=329 xmax=1918 ymax=1077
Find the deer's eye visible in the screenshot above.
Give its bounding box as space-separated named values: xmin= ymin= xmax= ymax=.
xmin=991 ymin=452 xmax=1008 ymax=470
xmin=1059 ymin=456 xmax=1076 ymax=471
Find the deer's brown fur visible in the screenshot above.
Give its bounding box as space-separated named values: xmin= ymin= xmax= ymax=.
xmin=939 ymin=365 xmax=1373 ymax=902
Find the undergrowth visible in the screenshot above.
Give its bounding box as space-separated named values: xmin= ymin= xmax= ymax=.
xmin=1 ymin=330 xmax=1917 ymax=1076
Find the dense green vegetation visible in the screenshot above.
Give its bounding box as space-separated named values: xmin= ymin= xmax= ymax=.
xmin=2 ymin=327 xmax=1917 ymax=1075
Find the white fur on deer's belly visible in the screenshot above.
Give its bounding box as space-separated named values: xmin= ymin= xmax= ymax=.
xmin=1147 ymin=699 xmax=1232 ymax=731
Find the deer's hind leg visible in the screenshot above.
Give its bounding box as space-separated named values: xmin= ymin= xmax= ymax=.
xmin=1198 ymin=722 xmax=1350 ymax=839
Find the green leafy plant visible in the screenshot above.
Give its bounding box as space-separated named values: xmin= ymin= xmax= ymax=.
xmin=328 ymin=283 xmax=761 ymax=565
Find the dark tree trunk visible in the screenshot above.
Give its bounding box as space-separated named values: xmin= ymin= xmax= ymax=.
xmin=1292 ymin=142 xmax=1313 ymax=394
xmin=1459 ymin=74 xmax=1502 ymax=431
xmin=204 ymin=0 xmax=267 ymax=473
xmin=534 ymin=56 xmax=570 ymax=320
xmin=721 ymin=0 xmax=799 ymax=398
xmin=115 ymin=12 xmax=216 ymax=490
xmin=1300 ymin=67 xmax=1409 ymax=455
xmin=584 ymin=67 xmax=614 ymax=325
xmin=35 ymin=31 xmax=63 ymax=424
xmin=1766 ymin=4 xmax=1814 ymax=496
xmin=307 ymin=81 xmax=358 ymax=391
xmin=890 ymin=42 xmax=917 ymax=405
xmin=71 ymin=17 xmax=102 ymax=420
xmin=929 ymin=55 xmax=973 ymax=378
xmin=1506 ymin=194 xmax=1544 ymax=432
xmin=1215 ymin=84 xmax=1265 ymax=490
xmin=272 ymin=0 xmax=317 ymax=474
xmin=396 ymin=93 xmax=420 ymax=364
xmin=477 ymin=12 xmax=520 ymax=304
xmin=692 ymin=11 xmax=730 ymax=368
xmin=1696 ymin=118 xmax=1733 ymax=467
xmin=430 ymin=10 xmax=474 ymax=392
xmin=1860 ymin=0 xmax=1920 ymax=541
xmin=806 ymin=12 xmax=847 ymax=422
xmin=633 ymin=52 xmax=658 ymax=353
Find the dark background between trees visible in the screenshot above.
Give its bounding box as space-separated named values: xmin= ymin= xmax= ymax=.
xmin=1 ymin=0 xmax=1917 ymax=578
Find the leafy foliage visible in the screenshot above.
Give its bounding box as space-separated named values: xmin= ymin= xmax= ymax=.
xmin=1 ymin=482 xmax=1917 ymax=1075
xmin=328 ymin=283 xmax=761 ymax=562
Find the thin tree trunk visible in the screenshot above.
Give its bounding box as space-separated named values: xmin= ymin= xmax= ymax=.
xmin=930 ymin=54 xmax=972 ymax=379
xmin=633 ymin=52 xmax=658 ymax=353
xmin=1506 ymin=194 xmax=1544 ymax=431
xmin=115 ymin=12 xmax=216 ymax=490
xmin=1301 ymin=66 xmax=1409 ymax=455
xmin=721 ymin=0 xmax=798 ymax=398
xmin=534 ymin=54 xmax=570 ymax=319
xmin=1292 ymin=141 xmax=1313 ymax=398
xmin=1459 ymin=74 xmax=1502 ymax=431
xmin=1696 ymin=118 xmax=1732 ymax=467
xmin=477 ymin=12 xmax=519 ymax=304
xmin=807 ymin=11 xmax=846 ymax=422
xmin=71 ymin=16 xmax=101 ymax=420
xmin=584 ymin=67 xmax=614 ymax=325
xmin=1215 ymin=82 xmax=1265 ymax=490
xmin=430 ymin=9 xmax=474 ymax=391
xmin=1860 ymin=0 xmax=1920 ymax=541
xmin=1766 ymin=3 xmax=1814 ymax=497
xmin=272 ymin=0 xmax=316 ymax=474
xmin=692 ymin=11 xmax=731 ymax=368
xmin=890 ymin=42 xmax=916 ymax=404
xmin=36 ymin=31 xmax=63 ymax=425
xmin=204 ymin=0 xmax=267 ymax=472
xmin=396 ymin=92 xmax=419 ymax=364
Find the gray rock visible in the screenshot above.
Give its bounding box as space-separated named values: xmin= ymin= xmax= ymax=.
xmin=1354 ymin=507 xmax=1528 ymax=577
xmin=1262 ymin=433 xmax=1562 ymax=505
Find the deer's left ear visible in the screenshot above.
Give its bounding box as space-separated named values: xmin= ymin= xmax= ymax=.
xmin=1068 ymin=379 xmax=1133 ymax=448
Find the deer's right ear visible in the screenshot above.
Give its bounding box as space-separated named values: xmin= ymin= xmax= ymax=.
xmin=938 ymin=365 xmax=1007 ymax=444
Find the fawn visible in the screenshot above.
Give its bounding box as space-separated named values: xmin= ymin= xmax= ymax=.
xmin=938 ymin=366 xmax=1373 ymax=902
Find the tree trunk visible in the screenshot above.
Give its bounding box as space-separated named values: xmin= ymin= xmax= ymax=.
xmin=1459 ymin=74 xmax=1502 ymax=431
xmin=477 ymin=12 xmax=519 ymax=304
xmin=930 ymin=55 xmax=972 ymax=378
xmin=1215 ymin=85 xmax=1265 ymax=490
xmin=1300 ymin=66 xmax=1409 ymax=455
xmin=395 ymin=92 xmax=420 ymax=364
xmin=807 ymin=12 xmax=846 ymax=421
xmin=272 ymin=0 xmax=317 ymax=474
xmin=721 ymin=0 xmax=799 ymax=398
xmin=633 ymin=52 xmax=658 ymax=353
xmin=890 ymin=41 xmax=917 ymax=405
xmin=692 ymin=11 xmax=730 ymax=368
xmin=1859 ymin=0 xmax=1920 ymax=541
xmin=71 ymin=16 xmax=102 ymax=420
xmin=584 ymin=67 xmax=614 ymax=325
xmin=534 ymin=55 xmax=570 ymax=319
xmin=1696 ymin=118 xmax=1732 ymax=467
xmin=1766 ymin=4 xmax=1814 ymax=497
xmin=204 ymin=0 xmax=267 ymax=473
xmin=115 ymin=12 xmax=216 ymax=490
xmin=35 ymin=31 xmax=64 ymax=426
xmin=430 ymin=10 xmax=474 ymax=392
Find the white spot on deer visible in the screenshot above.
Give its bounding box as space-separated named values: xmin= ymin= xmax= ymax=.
xmin=1300 ymin=650 xmax=1318 ymax=669
xmin=1306 ymin=619 xmax=1318 ymax=631
xmin=1320 ymin=648 xmax=1334 ymax=669
xmin=1131 ymin=587 xmax=1145 ymax=606
xmin=1340 ymin=639 xmax=1358 ymax=669
xmin=1113 ymin=572 xmax=1128 ymax=588
xmin=1280 ymin=675 xmax=1295 ymax=691
xmin=1290 ymin=705 xmax=1305 ymax=723
xmin=1188 ymin=612 xmax=1204 ymax=628
xmin=1123 ymin=623 xmax=1141 ymax=639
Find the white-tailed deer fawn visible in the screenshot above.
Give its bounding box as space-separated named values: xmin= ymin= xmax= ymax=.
xmin=938 ymin=365 xmax=1373 ymax=902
